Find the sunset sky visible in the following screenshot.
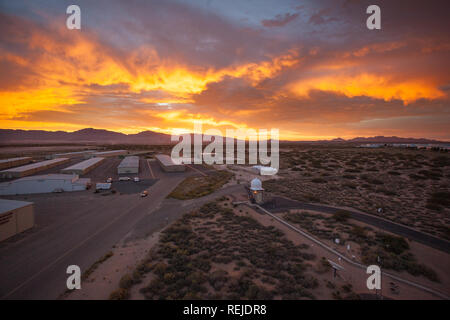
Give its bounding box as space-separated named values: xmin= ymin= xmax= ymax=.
xmin=0 ymin=0 xmax=449 ymax=140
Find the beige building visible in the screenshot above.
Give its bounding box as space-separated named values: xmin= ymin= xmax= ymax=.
xmin=0 ymin=199 xmax=34 ymax=242
xmin=0 ymin=157 xmax=33 ymax=170
xmin=61 ymin=157 xmax=105 ymax=175
xmin=0 ymin=158 xmax=70 ymax=179
xmin=155 ymin=154 xmax=185 ymax=172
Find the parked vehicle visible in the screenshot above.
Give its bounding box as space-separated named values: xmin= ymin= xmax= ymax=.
xmin=134 ymin=177 xmax=140 ymax=182
xmin=96 ymin=183 xmax=111 ymax=190
xmin=140 ymin=190 xmax=148 ymax=197
xmin=118 ymin=177 xmax=131 ymax=181
xmin=106 ymin=177 xmax=113 ymax=183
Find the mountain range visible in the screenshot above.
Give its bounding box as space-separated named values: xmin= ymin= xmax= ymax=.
xmin=0 ymin=128 xmax=446 ymax=145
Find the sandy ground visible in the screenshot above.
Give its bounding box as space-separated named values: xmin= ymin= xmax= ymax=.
xmin=64 ymin=232 xmax=161 ymax=300
xmin=60 ymin=181 xmax=447 ymax=300
xmin=240 ymin=205 xmax=446 ymax=299
xmin=284 ymin=209 xmax=450 ymax=296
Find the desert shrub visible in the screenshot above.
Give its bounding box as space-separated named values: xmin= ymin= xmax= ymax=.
xmin=377 ymin=234 xmax=409 ymax=255
xmin=376 ymin=188 xmax=397 ymax=196
xmin=427 ymin=191 xmax=450 ymax=208
xmin=361 ymin=174 xmax=384 ymax=185
xmin=333 ymin=210 xmax=351 ymax=222
xmin=119 ymin=274 xmax=135 ymax=289
xmin=109 ymin=288 xmax=129 ymax=300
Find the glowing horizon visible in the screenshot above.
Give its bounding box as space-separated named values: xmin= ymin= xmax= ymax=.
xmin=1 ymin=1 xmax=449 ymax=140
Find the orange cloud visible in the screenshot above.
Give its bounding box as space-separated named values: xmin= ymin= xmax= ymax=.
xmin=289 ymin=73 xmax=445 ymax=104
xmin=0 ymin=24 xmax=300 ymax=121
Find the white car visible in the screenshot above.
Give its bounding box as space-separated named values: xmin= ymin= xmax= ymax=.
xmin=134 ymin=177 xmax=140 ymax=182
xmin=118 ymin=177 xmax=131 ymax=181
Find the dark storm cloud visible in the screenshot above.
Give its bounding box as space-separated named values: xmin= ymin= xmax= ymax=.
xmin=262 ymin=12 xmax=299 ymax=27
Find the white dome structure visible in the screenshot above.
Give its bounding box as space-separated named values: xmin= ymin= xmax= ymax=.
xmin=250 ymin=178 xmax=263 ymax=191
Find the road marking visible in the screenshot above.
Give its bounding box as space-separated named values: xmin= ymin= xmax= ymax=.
xmin=1 ymin=198 xmax=148 ymax=299
xmin=185 ymin=164 xmax=207 ymax=177
xmin=147 ymin=159 xmax=155 ymax=179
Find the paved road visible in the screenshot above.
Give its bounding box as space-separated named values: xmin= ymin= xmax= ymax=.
xmin=0 ymin=163 xmax=188 ymax=299
xmin=0 ymin=159 xmax=244 ymax=300
xmin=126 ymin=184 xmax=245 ymax=242
xmin=263 ymin=196 xmax=450 ymax=254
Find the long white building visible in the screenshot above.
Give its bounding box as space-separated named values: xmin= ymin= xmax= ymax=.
xmin=88 ymin=150 xmax=128 ymax=158
xmin=155 ymin=154 xmax=185 ymax=172
xmin=0 ymin=158 xmax=70 ymax=179
xmin=46 ymin=150 xmax=96 ymax=160
xmin=0 ymin=174 xmax=90 ymax=195
xmin=117 ymin=156 xmax=139 ymax=174
xmin=61 ymin=157 xmax=105 ymax=175
xmin=0 ymin=157 xmax=33 ymax=170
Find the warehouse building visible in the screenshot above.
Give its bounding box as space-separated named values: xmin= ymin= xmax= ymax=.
xmin=61 ymin=157 xmax=105 ymax=175
xmin=155 ymin=154 xmax=185 ymax=172
xmin=0 ymin=157 xmax=33 ymax=170
xmin=89 ymin=150 xmax=128 ymax=158
xmin=118 ymin=156 xmax=139 ymax=174
xmin=46 ymin=150 xmax=96 ymax=159
xmin=0 ymin=158 xmax=70 ymax=179
xmin=0 ymin=199 xmax=34 ymax=242
xmin=0 ymin=174 xmax=90 ymax=195
xmin=251 ymin=165 xmax=278 ymax=176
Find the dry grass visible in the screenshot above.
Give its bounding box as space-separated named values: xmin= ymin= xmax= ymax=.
xmin=265 ymin=146 xmax=450 ymax=240
xmin=168 ymin=170 xmax=234 ymax=200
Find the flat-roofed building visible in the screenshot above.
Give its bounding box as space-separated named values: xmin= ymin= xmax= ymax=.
xmin=155 ymin=154 xmax=185 ymax=172
xmin=0 ymin=174 xmax=90 ymax=195
xmin=118 ymin=156 xmax=139 ymax=174
xmin=89 ymin=150 xmax=128 ymax=158
xmin=0 ymin=157 xmax=33 ymax=170
xmin=0 ymin=199 xmax=34 ymax=242
xmin=0 ymin=158 xmax=70 ymax=179
xmin=61 ymin=157 xmax=105 ymax=175
xmin=46 ymin=150 xmax=96 ymax=160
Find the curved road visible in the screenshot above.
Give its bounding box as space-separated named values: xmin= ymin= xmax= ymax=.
xmin=262 ymin=196 xmax=450 ymax=254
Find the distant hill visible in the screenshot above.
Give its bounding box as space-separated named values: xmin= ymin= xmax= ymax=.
xmin=346 ymin=136 xmax=445 ymax=144
xmin=0 ymin=129 xmax=447 ymax=145
xmin=284 ymin=136 xmax=447 ymax=144
xmin=0 ymin=128 xmax=172 ymax=145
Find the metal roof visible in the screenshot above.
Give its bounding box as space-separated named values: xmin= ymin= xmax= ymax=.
xmin=0 ymin=199 xmax=33 ymax=213
xmin=50 ymin=150 xmax=96 ymax=157
xmin=118 ymin=156 xmax=139 ymax=168
xmin=93 ymin=150 xmax=127 ymax=155
xmin=0 ymin=157 xmax=32 ymax=164
xmin=6 ymin=174 xmax=78 ymax=182
xmin=155 ymin=154 xmax=182 ymax=166
xmin=62 ymin=157 xmax=104 ymax=170
xmin=0 ymin=158 xmax=69 ymax=173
